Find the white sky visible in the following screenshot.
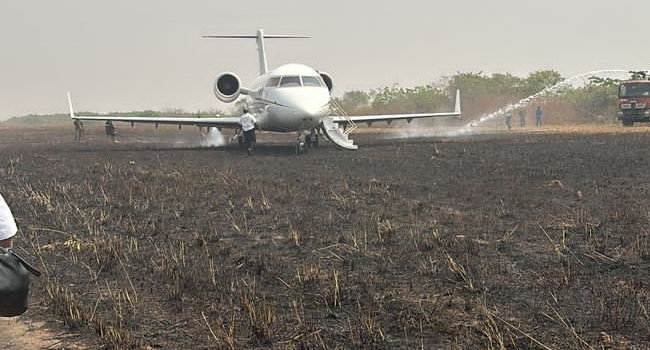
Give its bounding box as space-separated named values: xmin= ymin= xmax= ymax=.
xmin=1 ymin=0 xmax=648 ymax=119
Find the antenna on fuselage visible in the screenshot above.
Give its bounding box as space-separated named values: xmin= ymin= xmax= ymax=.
xmin=202 ymin=29 xmax=310 ymax=76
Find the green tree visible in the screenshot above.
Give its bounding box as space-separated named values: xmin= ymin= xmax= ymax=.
xmin=336 ymin=90 xmax=370 ymax=113
xmin=519 ymin=70 xmax=563 ymax=96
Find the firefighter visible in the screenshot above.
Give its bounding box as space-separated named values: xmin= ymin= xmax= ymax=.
xmin=239 ymin=107 xmax=257 ymax=155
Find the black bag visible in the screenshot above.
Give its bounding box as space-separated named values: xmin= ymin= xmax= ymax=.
xmin=0 ymin=247 xmax=41 ymax=317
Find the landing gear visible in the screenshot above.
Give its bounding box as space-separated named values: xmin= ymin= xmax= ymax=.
xmin=230 ymin=129 xmax=245 ymax=148
xmin=296 ymin=134 xmax=307 ymax=155
xmin=305 ymin=130 xmax=319 ymax=148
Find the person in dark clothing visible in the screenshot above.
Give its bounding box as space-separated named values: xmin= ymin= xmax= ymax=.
xmin=518 ymin=110 xmax=526 ymax=127
xmin=535 ymin=106 xmax=543 ymax=127
xmin=105 ymin=121 xmax=117 ymax=142
xmin=73 ymin=119 xmax=84 ymax=141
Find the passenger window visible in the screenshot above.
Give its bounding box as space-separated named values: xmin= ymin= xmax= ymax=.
xmin=266 ymin=77 xmax=280 ymax=87
xmin=280 ymin=76 xmax=301 ymax=87
xmin=302 ymin=76 xmax=322 ymax=87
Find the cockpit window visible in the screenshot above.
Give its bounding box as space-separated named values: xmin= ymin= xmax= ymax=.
xmin=266 ymin=77 xmax=280 ymax=87
xmin=302 ymin=76 xmax=322 ymax=87
xmin=279 ymin=76 xmax=301 ymax=87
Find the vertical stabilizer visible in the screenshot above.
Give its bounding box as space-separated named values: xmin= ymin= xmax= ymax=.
xmin=256 ymin=29 xmax=268 ymax=75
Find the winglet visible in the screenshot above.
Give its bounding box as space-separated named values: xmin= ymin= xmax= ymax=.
xmin=67 ymin=91 xmax=76 ymax=119
xmin=454 ymin=89 xmax=461 ymax=118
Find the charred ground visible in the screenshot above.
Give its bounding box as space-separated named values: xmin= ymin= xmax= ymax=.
xmin=1 ymin=125 xmax=649 ymax=349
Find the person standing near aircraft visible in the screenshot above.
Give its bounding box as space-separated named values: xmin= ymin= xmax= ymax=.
xmin=535 ymin=106 xmax=543 ymax=127
xmin=105 ymin=121 xmax=117 ymax=142
xmin=239 ymin=107 xmax=257 ymax=155
xmin=518 ymin=110 xmax=526 ymax=127
xmin=505 ymin=111 xmax=512 ymax=130
xmin=73 ymin=119 xmax=84 ymax=141
xmin=105 ymin=121 xmax=112 ymax=139
xmin=0 ymin=192 xmax=17 ymax=248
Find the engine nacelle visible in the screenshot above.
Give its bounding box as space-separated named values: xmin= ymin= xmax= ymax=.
xmin=213 ymin=72 xmax=241 ymax=103
xmin=319 ymin=72 xmax=334 ymax=93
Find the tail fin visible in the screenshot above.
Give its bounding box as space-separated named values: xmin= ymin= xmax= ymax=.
xmin=202 ymin=29 xmax=310 ymax=76
xmin=67 ymin=91 xmax=76 ymax=119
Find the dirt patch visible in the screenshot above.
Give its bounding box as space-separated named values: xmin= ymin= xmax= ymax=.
xmin=1 ymin=124 xmax=649 ymax=349
xmin=0 ymin=316 xmax=89 ymax=349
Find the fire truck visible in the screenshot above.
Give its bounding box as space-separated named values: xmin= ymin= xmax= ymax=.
xmin=617 ymin=79 xmax=650 ymax=126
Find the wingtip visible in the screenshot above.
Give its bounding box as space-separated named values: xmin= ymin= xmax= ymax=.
xmin=454 ymin=89 xmax=462 ymax=118
xmin=66 ymin=91 xmax=76 ymax=119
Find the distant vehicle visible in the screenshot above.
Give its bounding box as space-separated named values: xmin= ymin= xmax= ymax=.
xmin=617 ymin=79 xmax=650 ymax=126
xmin=68 ymin=29 xmax=461 ymax=153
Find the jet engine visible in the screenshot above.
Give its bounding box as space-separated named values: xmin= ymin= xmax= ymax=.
xmin=319 ymin=72 xmax=333 ymax=93
xmin=213 ymin=72 xmax=241 ymax=103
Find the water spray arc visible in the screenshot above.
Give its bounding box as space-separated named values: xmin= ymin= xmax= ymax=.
xmin=455 ymin=69 xmax=631 ymax=135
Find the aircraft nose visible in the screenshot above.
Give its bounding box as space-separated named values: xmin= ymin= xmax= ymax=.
xmin=293 ymin=101 xmax=329 ymax=118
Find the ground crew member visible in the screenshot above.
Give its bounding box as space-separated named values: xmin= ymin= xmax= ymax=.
xmin=105 ymin=121 xmax=117 ymax=142
xmin=518 ymin=110 xmax=526 ymax=127
xmin=505 ymin=111 xmax=512 ymax=130
xmin=73 ymin=119 xmax=84 ymax=141
xmin=535 ymin=106 xmax=543 ymax=127
xmin=239 ymin=107 xmax=257 ymax=155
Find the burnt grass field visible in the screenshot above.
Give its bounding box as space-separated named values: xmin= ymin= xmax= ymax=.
xmin=1 ymin=124 xmax=650 ymax=349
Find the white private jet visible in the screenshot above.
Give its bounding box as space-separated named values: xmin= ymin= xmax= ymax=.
xmin=67 ymin=29 xmax=461 ymax=153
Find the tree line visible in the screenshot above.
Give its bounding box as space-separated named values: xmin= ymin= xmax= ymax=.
xmin=335 ymin=70 xmax=624 ymax=124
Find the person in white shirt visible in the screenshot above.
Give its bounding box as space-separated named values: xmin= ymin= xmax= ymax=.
xmin=239 ymin=107 xmax=257 ymax=155
xmin=0 ymin=193 xmax=17 ymax=248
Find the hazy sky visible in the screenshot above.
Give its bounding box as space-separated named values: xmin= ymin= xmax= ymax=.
xmin=1 ymin=0 xmax=648 ymax=119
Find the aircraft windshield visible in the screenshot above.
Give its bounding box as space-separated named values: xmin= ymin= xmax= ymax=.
xmin=302 ymin=76 xmax=322 ymax=87
xmin=619 ymin=83 xmax=650 ymax=98
xmin=280 ymin=76 xmax=301 ymax=87
xmin=266 ymin=77 xmax=280 ymax=87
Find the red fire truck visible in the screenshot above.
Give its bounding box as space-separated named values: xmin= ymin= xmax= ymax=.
xmin=617 ymin=80 xmax=650 ymax=126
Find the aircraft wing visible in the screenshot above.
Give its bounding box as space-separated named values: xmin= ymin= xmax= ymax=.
xmin=66 ymin=93 xmax=241 ymax=129
xmin=332 ymin=89 xmax=461 ymax=126
xmin=69 ymin=114 xmax=241 ymax=128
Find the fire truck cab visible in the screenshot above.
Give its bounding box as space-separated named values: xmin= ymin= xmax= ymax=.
xmin=618 ymin=80 xmax=650 ymax=126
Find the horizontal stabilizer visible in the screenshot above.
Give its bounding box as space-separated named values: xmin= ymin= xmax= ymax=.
xmin=202 ymin=35 xmax=310 ymax=39
xmin=202 ymin=29 xmax=310 ymax=75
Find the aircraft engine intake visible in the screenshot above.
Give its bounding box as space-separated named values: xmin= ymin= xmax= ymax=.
xmin=214 ymin=72 xmax=241 ymax=103
xmin=319 ymin=72 xmax=333 ymax=93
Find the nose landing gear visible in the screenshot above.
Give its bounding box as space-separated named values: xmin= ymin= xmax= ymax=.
xmin=296 ymin=134 xmax=307 ymax=155
xmin=305 ymin=130 xmax=319 ymax=148
xmin=296 ymin=129 xmax=319 ymax=155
